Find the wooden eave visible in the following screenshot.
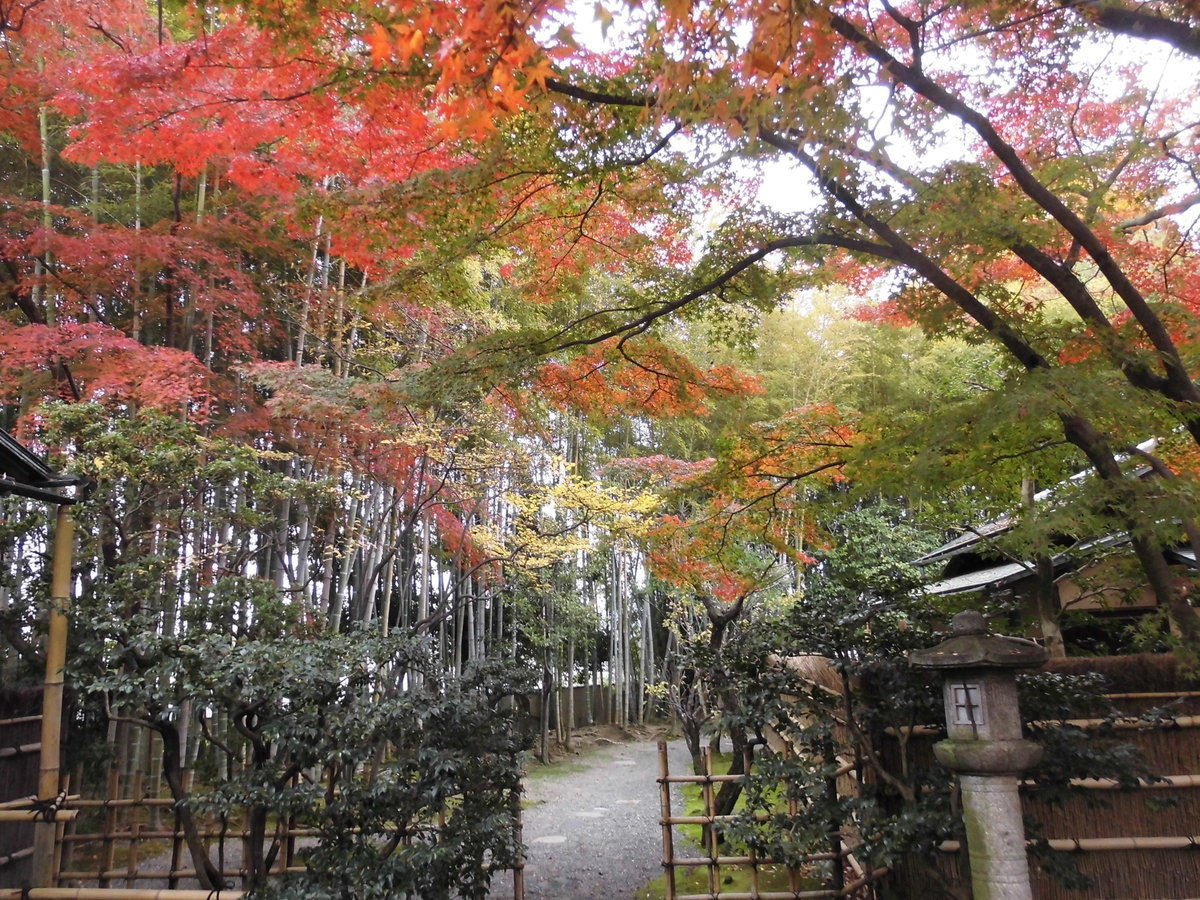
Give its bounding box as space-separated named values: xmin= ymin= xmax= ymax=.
xmin=0 ymin=428 xmax=78 ymax=505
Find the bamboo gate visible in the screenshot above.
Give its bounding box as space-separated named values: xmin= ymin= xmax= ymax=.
xmin=656 ymin=742 xmax=881 ymax=900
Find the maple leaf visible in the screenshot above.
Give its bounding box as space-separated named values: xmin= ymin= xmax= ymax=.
xmin=367 ymin=23 xmax=394 ymax=67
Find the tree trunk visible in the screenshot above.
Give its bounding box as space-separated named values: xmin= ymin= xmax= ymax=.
xmin=1023 ymin=477 xmax=1066 ymax=658
xmin=158 ymin=721 xmax=223 ymax=890
xmin=1061 ymin=414 xmax=1200 ymax=646
xmin=710 ymin=693 xmax=748 ymax=818
xmin=564 ymin=635 xmax=575 ymax=751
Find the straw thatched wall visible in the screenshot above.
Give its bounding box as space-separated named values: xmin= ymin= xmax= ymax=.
xmin=1025 ymin=654 xmax=1200 ymax=900
xmin=890 ymin=653 xmax=1200 ymax=900
xmin=0 ymin=688 xmax=42 ymax=889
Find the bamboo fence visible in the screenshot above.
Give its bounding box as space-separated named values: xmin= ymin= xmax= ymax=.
xmin=1017 ymin=708 xmax=1200 ymax=900
xmin=0 ymin=693 xmax=42 ymax=889
xmin=656 ymin=742 xmax=880 ymax=900
xmin=37 ymin=762 xmax=526 ymax=898
xmin=888 ymin=680 xmax=1200 ymax=900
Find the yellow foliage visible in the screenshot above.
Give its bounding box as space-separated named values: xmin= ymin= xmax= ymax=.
xmin=474 ymin=472 xmax=662 ymax=571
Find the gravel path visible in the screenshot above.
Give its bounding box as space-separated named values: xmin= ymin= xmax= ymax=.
xmin=489 ymin=736 xmax=695 ymax=900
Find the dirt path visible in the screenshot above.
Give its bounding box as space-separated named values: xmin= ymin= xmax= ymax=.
xmin=489 ymin=734 xmax=694 ymax=900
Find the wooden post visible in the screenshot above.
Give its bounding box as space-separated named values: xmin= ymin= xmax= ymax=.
xmin=99 ymin=766 xmax=120 ymax=887
xmin=657 ymin=742 xmax=676 ymax=900
xmin=510 ymin=784 xmax=524 ymax=900
xmin=823 ymin=738 xmax=844 ymax=896
xmin=701 ymin=748 xmax=718 ymax=896
xmin=126 ymin=823 xmax=141 ymax=889
xmin=32 ymin=505 xmax=73 ymax=887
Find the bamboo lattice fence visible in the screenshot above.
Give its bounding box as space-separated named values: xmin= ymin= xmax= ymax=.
xmin=0 ymin=689 xmax=42 ymax=889
xmin=54 ymin=760 xmax=303 ymax=890
xmin=656 ymin=742 xmax=880 ymax=900
xmin=0 ymin=726 xmax=526 ymax=899
xmin=1020 ymin=656 xmax=1200 ymax=900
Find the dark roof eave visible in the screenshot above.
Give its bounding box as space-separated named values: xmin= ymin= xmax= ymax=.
xmin=0 ymin=429 xmax=55 ymax=482
xmin=0 ymin=477 xmax=78 ymax=505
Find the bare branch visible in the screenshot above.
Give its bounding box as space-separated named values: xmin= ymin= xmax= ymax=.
xmin=1118 ymin=191 xmax=1200 ymax=230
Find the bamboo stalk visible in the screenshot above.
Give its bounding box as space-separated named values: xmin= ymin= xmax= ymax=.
xmin=841 ymin=841 xmax=866 ymax=880
xmin=1052 ymin=715 xmax=1200 ymax=730
xmin=673 ymin=890 xmax=842 ymax=899
xmin=510 ymin=782 xmax=525 ymax=900
xmin=743 ymin=741 xmax=759 ymax=900
xmin=99 ymin=763 xmax=120 ymax=888
xmin=64 ymin=824 xmax=313 ymax=840
xmin=840 ymin=867 xmax=890 ymax=896
xmin=56 ymin=775 xmax=75 ymax=887
xmin=0 ymin=848 xmax=34 ymax=867
xmin=662 ymin=812 xmax=812 ymax=826
xmin=891 ymin=714 xmax=1200 ymax=737
xmin=786 ymin=746 xmax=801 ymax=898
xmin=0 ymin=715 xmax=43 ymax=727
xmin=69 ymin=798 xmax=179 ymax=808
xmin=657 ymin=741 xmax=676 ymax=900
xmin=1024 ymin=774 xmax=1200 ymax=790
xmin=125 ymin=822 xmax=141 ymax=890
xmin=0 ymin=810 xmax=78 ymax=822
xmin=938 ymin=836 xmax=1200 ymax=853
xmin=58 ymin=869 xmax=300 ymax=882
xmin=33 ymin=506 xmax=73 ymax=888
xmin=0 ymin=890 xmax=245 ymax=900
xmin=1 ymin=741 xmax=43 ymax=757
xmin=671 ymin=852 xmax=846 ymax=866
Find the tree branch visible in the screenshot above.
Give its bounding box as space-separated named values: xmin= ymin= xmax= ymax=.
xmin=1066 ymin=0 xmax=1200 ymax=58
xmin=545 ymin=77 xmax=655 ymax=107
xmin=820 ymin=4 xmax=1200 ymax=408
xmin=529 ymin=232 xmax=897 ymax=357
xmin=1118 ymin=191 xmax=1200 ymax=230
xmin=758 ymin=127 xmax=1052 ymax=373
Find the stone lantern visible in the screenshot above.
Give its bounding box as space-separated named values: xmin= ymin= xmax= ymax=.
xmin=909 ymin=610 xmax=1049 ymax=900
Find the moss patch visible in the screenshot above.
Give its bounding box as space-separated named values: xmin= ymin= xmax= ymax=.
xmin=644 ymin=751 xmax=823 ymax=898
xmin=634 ymin=864 xmax=822 ymax=898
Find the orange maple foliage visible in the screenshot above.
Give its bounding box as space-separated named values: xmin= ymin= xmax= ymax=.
xmin=530 ymin=338 xmax=762 ymax=419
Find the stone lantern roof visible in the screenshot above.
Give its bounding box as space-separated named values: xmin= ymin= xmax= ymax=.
xmin=909 ymin=610 xmax=1048 ymax=670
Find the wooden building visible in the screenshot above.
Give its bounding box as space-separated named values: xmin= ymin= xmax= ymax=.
xmin=915 ymin=483 xmax=1199 ymax=657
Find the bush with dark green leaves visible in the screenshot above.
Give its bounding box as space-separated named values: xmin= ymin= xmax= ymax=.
xmin=77 ymin=621 xmax=529 ymax=898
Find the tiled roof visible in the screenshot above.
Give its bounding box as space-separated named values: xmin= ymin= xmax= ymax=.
xmin=924 ymin=561 xmax=1032 ymax=596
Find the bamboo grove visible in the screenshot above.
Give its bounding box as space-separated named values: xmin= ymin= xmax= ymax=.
xmin=0 ymin=0 xmax=705 ymax=757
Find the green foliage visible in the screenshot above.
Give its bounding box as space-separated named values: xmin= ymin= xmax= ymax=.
xmin=30 ymin=403 xmax=531 ymax=897
xmin=705 ymin=504 xmax=1161 ymax=898
xmin=75 ymin=622 xmax=530 ymax=899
